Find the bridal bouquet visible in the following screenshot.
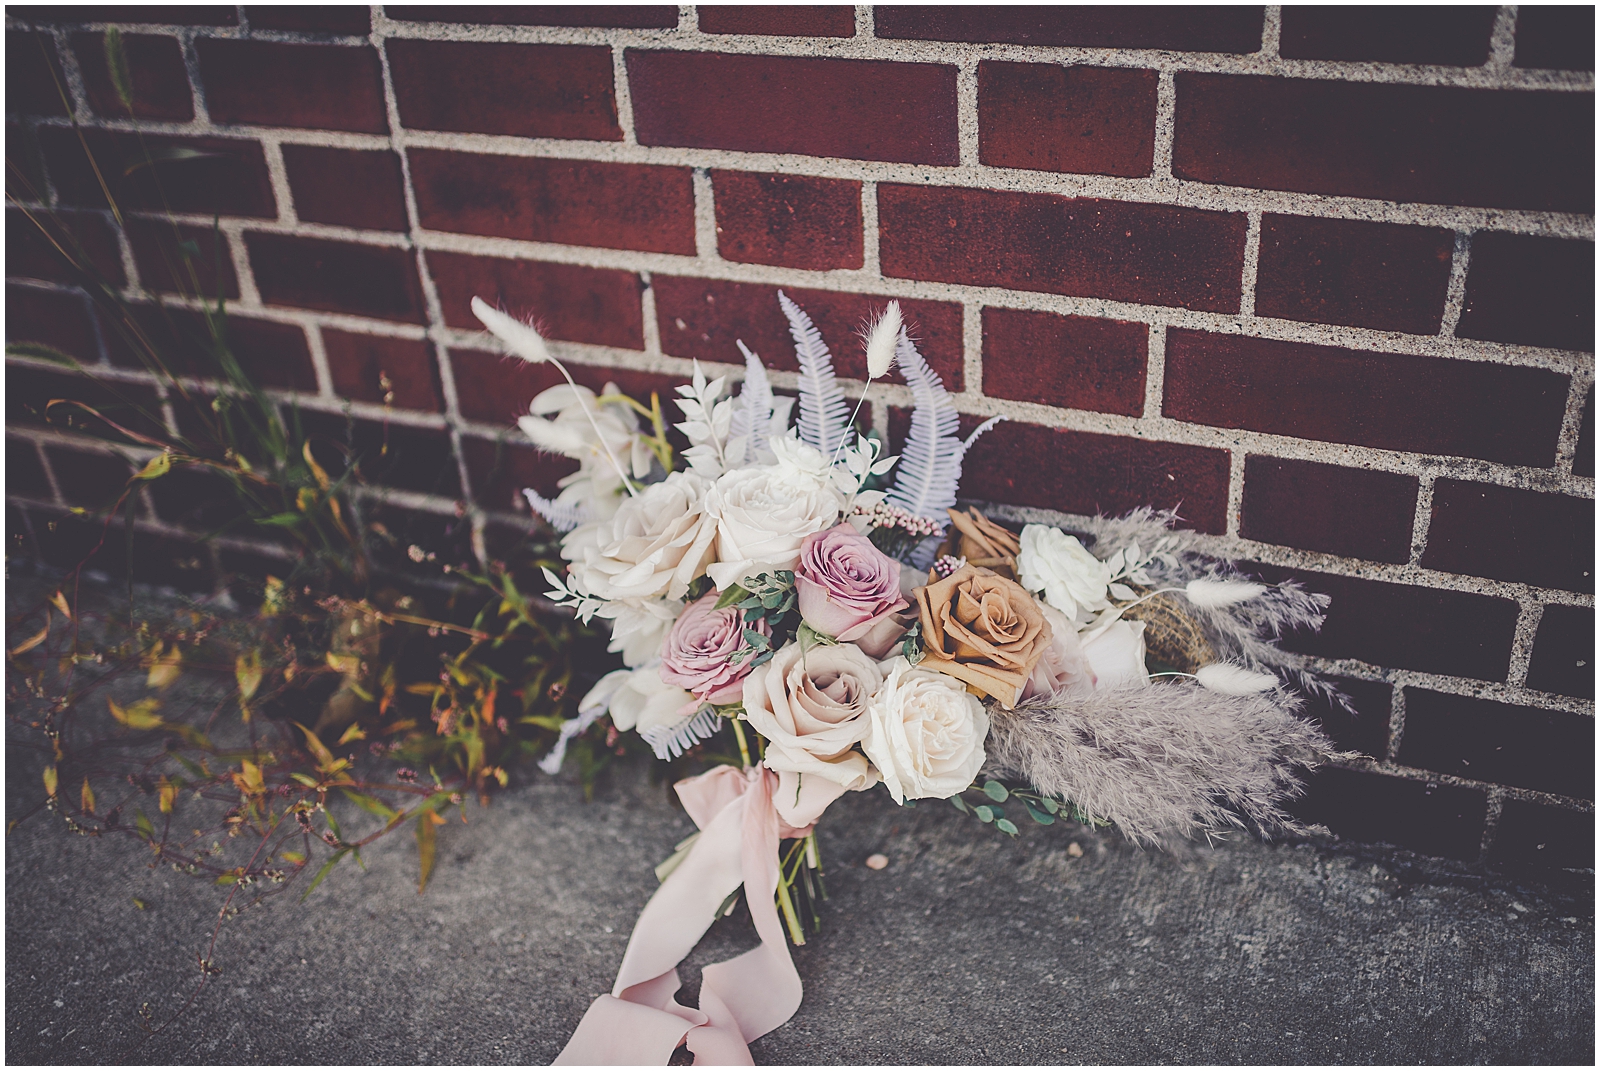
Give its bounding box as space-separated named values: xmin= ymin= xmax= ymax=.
xmin=470 ymin=293 xmax=1338 ymax=1065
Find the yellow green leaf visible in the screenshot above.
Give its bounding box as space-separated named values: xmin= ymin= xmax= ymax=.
xmin=9 ymin=613 xmax=50 ymax=657
xmin=80 ymin=777 xmax=95 ymax=813
xmin=279 ymin=850 xmax=305 ymax=865
xmin=261 ymin=576 xmax=287 ymax=617
xmin=157 ymin=779 xmax=177 ymax=814
xmin=131 ymin=897 xmax=147 ymax=910
xmin=134 ymin=452 xmax=172 ymax=480
xmin=235 ymin=649 xmax=263 ymax=704
xmin=146 ymin=642 xmax=182 ymax=690
xmin=43 ymin=766 xmax=58 ymax=798
xmin=109 ymin=697 xmax=163 ymax=730
xmin=336 ymin=722 xmax=366 ymax=745
xmin=48 ymin=590 xmax=72 ymax=620
xmin=414 ymin=812 xmax=437 ymax=894
xmin=302 ymin=440 xmax=332 ymax=491
xmin=295 ymin=723 xmax=336 ymax=770
xmin=232 ymin=760 xmax=264 ymax=796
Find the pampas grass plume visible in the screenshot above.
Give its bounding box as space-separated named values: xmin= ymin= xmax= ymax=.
xmin=1196 ymin=663 xmax=1279 ymax=694
xmin=863 ymin=301 xmax=902 ymax=379
xmin=1185 ymin=578 xmax=1267 ymax=608
xmin=472 ymin=296 xmax=551 ymax=365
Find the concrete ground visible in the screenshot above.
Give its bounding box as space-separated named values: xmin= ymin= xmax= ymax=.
xmin=5 ymin=573 xmax=1594 ymax=1064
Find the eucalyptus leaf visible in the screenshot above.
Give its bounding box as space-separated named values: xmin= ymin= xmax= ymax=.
xmin=982 ymin=780 xmax=1008 ymax=802
xmin=714 ymin=585 xmax=749 ymax=610
xmin=994 ymin=818 xmax=1020 ymax=836
xmin=974 ymin=805 xmax=994 ymax=823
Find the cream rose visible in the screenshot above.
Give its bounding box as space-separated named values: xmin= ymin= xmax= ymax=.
xmin=703 ymin=463 xmax=844 ymax=591
xmin=743 ymin=641 xmax=882 ymax=791
xmin=862 ymin=657 xmax=989 ymax=804
xmin=1081 ymin=618 xmax=1151 ymax=691
xmin=562 ymin=471 xmax=717 ymax=603
xmin=1017 ymin=524 xmax=1111 ymax=622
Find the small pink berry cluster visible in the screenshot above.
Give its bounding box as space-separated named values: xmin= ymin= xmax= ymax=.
xmin=930 ymin=555 xmax=968 ymax=579
xmin=852 ymin=501 xmax=943 ymax=537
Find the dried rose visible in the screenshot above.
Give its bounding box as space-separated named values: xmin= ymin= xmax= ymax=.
xmin=795 ymin=523 xmax=908 ymax=654
xmin=944 ymin=507 xmax=1022 ymax=580
xmin=913 ymin=563 xmax=1053 ymax=708
xmin=658 ymin=593 xmax=769 ymax=704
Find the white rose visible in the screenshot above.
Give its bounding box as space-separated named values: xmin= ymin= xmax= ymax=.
xmin=520 ymin=383 xmax=654 ymax=522
xmin=1081 ymin=618 xmax=1150 ymax=691
xmin=1017 ymin=525 xmax=1111 ymax=623
xmin=595 ymin=596 xmax=681 ymax=668
xmin=862 ymin=657 xmax=990 ymax=804
xmin=703 ymin=463 xmax=844 ymax=591
xmin=582 ymin=664 xmax=693 ymax=736
xmin=563 ymin=471 xmax=717 ymax=602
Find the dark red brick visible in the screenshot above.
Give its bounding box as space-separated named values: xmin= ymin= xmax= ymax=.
xmin=322 ymin=329 xmax=442 ymax=412
xmin=1290 ymin=766 xmax=1487 ymax=861
xmin=1162 ymin=330 xmax=1569 ymax=466
xmin=699 ymin=6 xmax=854 ymax=37
xmin=428 ymin=252 xmax=644 ymax=351
xmin=1278 ymin=6 xmax=1496 ymax=66
xmin=880 ymin=184 xmax=1247 ymax=313
xmin=1515 ymin=5 xmax=1595 ymax=70
xmin=712 ymin=170 xmax=862 ymax=271
xmin=452 ymin=349 xmax=682 ymax=428
xmin=145 ymin=464 xmax=248 ymax=533
xmin=1489 ymin=800 xmax=1594 ymax=870
xmin=654 ymin=277 xmax=963 ymax=389
xmin=978 ymin=62 xmax=1156 ymax=178
xmin=196 ymin=39 xmax=387 ymax=133
xmin=1422 ymin=480 xmax=1593 ymax=592
xmin=1399 ymin=688 xmax=1593 ymax=799
xmin=8 ymin=120 xmax=48 ymax=203
xmin=103 ymin=306 xmax=317 ymax=392
xmin=6 ymin=364 xmax=165 ymax=441
xmin=247 ymin=234 xmax=425 ymax=323
xmin=1576 ymin=388 xmax=1595 ymax=479
xmin=1307 ymin=677 xmax=1394 ymax=760
xmin=980 ymin=307 xmax=1146 ymax=415
xmin=460 ymin=434 xmax=577 ymax=510
xmin=408 ymin=149 xmax=695 ymax=255
xmin=45 ymin=445 xmax=132 ymax=509
xmin=1241 ymin=456 xmax=1419 ymax=563
xmin=6 ymin=207 xmax=124 ymax=286
xmin=123 ymin=216 xmax=238 ymax=298
xmin=72 ymin=30 xmax=192 ymax=120
xmin=281 ymin=145 xmax=408 ymax=232
xmin=627 ymin=50 xmax=958 ymax=165
xmin=359 ymin=500 xmax=476 ymax=572
xmin=9 ymin=7 xmax=237 ymax=26
xmin=8 ymin=31 xmax=70 ymax=116
xmin=1525 ymin=605 xmax=1594 ymax=699
xmin=6 ymin=284 xmax=101 ymax=365
xmin=386 ymin=6 xmax=678 ymax=28
xmin=1456 ymin=234 xmax=1594 ymax=352
xmin=244 ymin=6 xmax=370 ymax=33
xmin=876 ymin=6 xmax=1264 ymax=52
xmin=40 ymin=128 xmax=278 ymax=218
xmin=8 ymin=436 xmax=53 ymax=500
xmin=297 ymin=409 xmax=460 ymax=498
xmin=1255 ymin=215 xmax=1454 ymax=335
xmin=943 ymin=417 xmax=1231 ymax=533
xmin=389 ymin=40 xmax=620 ymax=141
xmin=1173 ymin=74 xmax=1594 ymax=213
xmin=1248 ymin=563 xmax=1520 ymax=681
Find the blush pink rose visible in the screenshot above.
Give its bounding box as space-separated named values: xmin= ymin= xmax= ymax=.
xmin=795 ymin=523 xmax=909 ymax=654
xmin=658 ymin=593 xmax=770 ymax=704
xmin=1020 ymin=602 xmax=1098 ymax=702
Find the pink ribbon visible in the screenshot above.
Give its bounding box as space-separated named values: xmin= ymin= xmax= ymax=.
xmin=553 ymin=765 xmax=812 ymax=1065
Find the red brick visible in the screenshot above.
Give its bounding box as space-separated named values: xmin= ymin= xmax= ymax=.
xmin=1290 ymin=767 xmax=1486 ymax=861
xmin=875 ymin=6 xmax=1264 ymax=52
xmin=712 ymin=170 xmax=862 ymax=271
xmin=244 ymin=6 xmax=370 ymax=33
xmin=428 ymin=252 xmax=644 ymax=350
xmin=8 ymin=436 xmax=52 ymax=500
xmin=1240 ymin=455 xmax=1418 ymax=563
xmin=1249 ymin=562 xmax=1520 ymax=680
xmin=386 ymin=6 xmax=678 ymax=28
xmin=8 ymin=31 xmax=70 ymax=116
xmin=10 ymin=7 xmax=237 ymax=25
xmin=8 ymin=120 xmax=47 ymax=203
xmin=980 ymin=307 xmax=1147 ymax=416
xmin=1399 ymin=688 xmax=1593 ymax=799
xmin=627 ymin=50 xmax=959 ymax=165
xmin=1456 ymin=234 xmax=1594 ymax=352
xmin=1421 ymin=479 xmax=1593 ymax=593
xmin=1255 ymin=215 xmax=1454 ymax=335
xmin=1490 ymin=801 xmax=1594 ymax=870
xmin=297 ymin=409 xmax=460 ymax=498
xmin=1524 ymin=605 xmax=1594 ymax=699
xmin=879 ymin=184 xmax=1247 ymax=313
xmin=654 ymin=277 xmax=963 ymax=388
xmin=6 ymin=363 xmax=166 ymax=441
xmin=71 ymin=30 xmax=191 ymax=120
xmin=1162 ymin=330 xmax=1569 ymax=466
xmin=452 ymin=349 xmax=682 ymax=428
xmin=196 ymin=40 xmax=387 ymax=133
xmin=460 ymin=434 xmax=577 ymax=510
xmin=45 ymin=445 xmax=133 ymax=509
xmin=39 ymin=128 xmax=278 ymax=218
xmin=1305 ymin=676 xmax=1393 ymax=760
xmin=123 ymin=216 xmax=238 ymax=298
xmin=358 ymin=500 xmax=477 ymax=572
xmin=408 ymin=149 xmax=695 ymax=255
xmin=145 ymin=465 xmax=248 ymax=532
xmin=388 ymin=40 xmax=620 ymax=142
xmin=1278 ymin=6 xmax=1496 ymax=65
xmin=6 ymin=207 xmax=125 ymax=286
xmin=940 ymin=416 xmax=1231 ymax=533
xmin=1575 ymin=389 xmax=1594 ymax=479
xmin=1173 ymin=74 xmax=1594 ymax=213
xmin=281 ymin=145 xmax=408 ymax=232
xmin=978 ymin=62 xmax=1156 ymax=178
xmin=104 ymin=306 xmax=318 ymax=392
xmin=322 ymin=329 xmax=442 ymax=412
xmin=246 ymin=234 xmax=425 ymax=324
xmin=698 ymin=6 xmax=854 ymax=37
xmin=6 ymin=284 xmax=101 ymax=365
xmin=1514 ymin=6 xmax=1595 ymax=70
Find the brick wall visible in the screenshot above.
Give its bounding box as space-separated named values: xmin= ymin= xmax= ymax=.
xmin=6 ymin=6 xmax=1593 ymax=869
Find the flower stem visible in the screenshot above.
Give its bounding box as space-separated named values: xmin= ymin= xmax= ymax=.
xmin=730 ymin=717 xmax=752 ymax=770
xmin=775 ymin=868 xmax=806 ymax=945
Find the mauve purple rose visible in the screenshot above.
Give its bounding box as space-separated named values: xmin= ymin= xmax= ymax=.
xmin=658 ymin=593 xmax=770 ymax=705
xmin=795 ymin=523 xmax=909 ymax=655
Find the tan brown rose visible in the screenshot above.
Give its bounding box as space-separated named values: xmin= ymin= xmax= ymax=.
xmin=913 ymin=563 xmax=1052 ymax=708
xmin=942 ymin=507 xmax=1022 ymax=580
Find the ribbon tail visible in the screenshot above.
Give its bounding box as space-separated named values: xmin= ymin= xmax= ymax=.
xmin=553 ymin=994 xmax=699 ymax=1066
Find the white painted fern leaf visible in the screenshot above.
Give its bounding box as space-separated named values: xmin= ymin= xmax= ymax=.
xmin=884 ymin=330 xmax=962 ymax=519
xmin=522 ymin=488 xmax=588 ymax=533
xmin=728 ymin=339 xmax=776 ymax=464
xmin=778 ymin=290 xmax=851 ymax=457
xmin=640 ymin=707 xmax=725 ymax=761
